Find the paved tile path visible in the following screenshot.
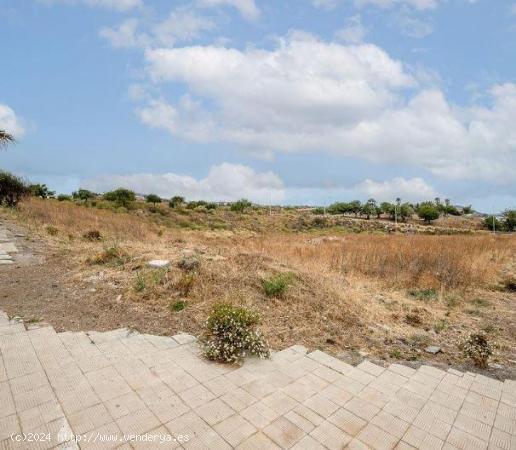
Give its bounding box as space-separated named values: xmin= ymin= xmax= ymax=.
xmin=0 ymin=313 xmax=515 ymax=450
xmin=0 ymin=226 xmax=17 ymax=265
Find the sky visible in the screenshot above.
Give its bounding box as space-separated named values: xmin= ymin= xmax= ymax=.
xmin=1 ymin=0 xmax=515 ymax=211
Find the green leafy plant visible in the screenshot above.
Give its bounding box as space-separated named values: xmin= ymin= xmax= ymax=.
xmin=201 ymin=303 xmax=270 ymax=364
xmin=462 ymin=333 xmax=492 ymax=368
xmin=262 ymin=272 xmax=294 ymax=297
xmin=169 ymin=196 xmax=185 ymax=208
xmin=417 ymin=202 xmax=440 ymax=223
xmin=30 ymin=183 xmax=55 ymax=199
xmin=0 ymin=171 xmax=29 ymax=207
xmin=408 ymin=288 xmax=438 ymax=301
xmin=170 ymin=300 xmax=187 ymax=312
xmin=57 ymin=194 xmax=72 ymax=202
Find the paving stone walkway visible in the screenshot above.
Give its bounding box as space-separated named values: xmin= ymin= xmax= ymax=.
xmin=0 ymin=313 xmax=515 ymax=450
xmin=0 ymin=226 xmax=18 ymax=265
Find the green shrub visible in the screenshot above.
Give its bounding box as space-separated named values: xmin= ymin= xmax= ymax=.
xmin=169 ymin=196 xmax=184 ymax=208
xmin=408 ymin=288 xmax=438 ymax=301
xmin=103 ymin=188 xmax=136 ymax=207
xmin=201 ymin=303 xmax=270 ymax=364
xmin=462 ymin=333 xmax=492 ymax=368
xmin=46 ymin=225 xmax=58 ymax=236
xmin=57 ymin=194 xmax=72 ymax=201
xmin=0 ymin=171 xmax=29 ymax=207
xmin=262 ymin=273 xmax=294 ymax=297
xmin=170 ymin=300 xmax=187 ymax=312
xmin=503 ymin=209 xmax=516 ymax=232
xmin=417 ymin=202 xmax=440 ymax=223
xmin=176 ymin=273 xmax=195 ymax=296
xmin=484 ymin=216 xmax=502 ymax=231
xmin=72 ymin=189 xmax=96 ymax=202
xmin=312 ymin=207 xmax=325 ymax=215
xmin=230 ymin=199 xmax=252 ymax=213
xmin=30 ymin=183 xmax=55 ymax=199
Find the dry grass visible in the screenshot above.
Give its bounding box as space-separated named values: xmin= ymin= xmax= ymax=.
xmin=4 ymin=198 xmax=516 ymax=373
xmin=241 ymin=234 xmax=514 ymax=289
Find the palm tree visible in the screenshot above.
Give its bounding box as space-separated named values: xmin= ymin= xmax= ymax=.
xmin=0 ymin=130 xmax=15 ymax=148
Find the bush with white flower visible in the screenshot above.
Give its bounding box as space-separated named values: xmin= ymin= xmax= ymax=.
xmin=201 ymin=303 xmax=270 ymax=364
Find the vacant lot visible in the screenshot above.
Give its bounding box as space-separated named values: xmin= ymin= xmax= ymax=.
xmin=1 ymin=198 xmax=515 ymax=378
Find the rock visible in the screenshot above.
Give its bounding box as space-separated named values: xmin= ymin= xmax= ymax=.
xmin=148 ymin=260 xmax=170 ymax=269
xmin=0 ymin=260 xmax=13 ymax=265
xmin=0 ymin=254 xmax=13 ymax=260
xmin=178 ymin=256 xmax=200 ymax=272
xmin=425 ymin=346 xmax=442 ymax=355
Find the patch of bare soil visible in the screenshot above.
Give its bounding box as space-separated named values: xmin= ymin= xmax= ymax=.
xmin=0 ymin=221 xmax=182 ymax=335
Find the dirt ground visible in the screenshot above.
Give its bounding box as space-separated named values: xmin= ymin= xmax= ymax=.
xmin=2 ymin=214 xmax=515 ymax=381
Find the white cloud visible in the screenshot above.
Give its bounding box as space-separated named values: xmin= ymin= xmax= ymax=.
xmin=198 ymin=0 xmax=260 ymax=21
xmin=100 ymin=8 xmax=215 ymax=49
xmin=0 ymin=104 xmax=25 ymax=138
xmin=38 ymin=0 xmax=142 ymax=12
xmin=82 ymin=163 xmax=285 ymax=203
xmin=311 ymin=0 xmax=438 ymax=10
xmin=355 ymin=177 xmax=437 ymax=201
xmin=140 ymin=34 xmax=516 ymax=182
xmin=395 ymin=13 xmax=433 ymax=38
xmin=335 ymin=16 xmax=367 ymax=44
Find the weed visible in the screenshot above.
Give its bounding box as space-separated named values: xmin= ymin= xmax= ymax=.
xmin=389 ymin=349 xmax=403 ymax=359
xmin=434 ymin=319 xmax=448 ymax=334
xmin=170 ymin=300 xmax=187 ymax=312
xmin=46 ymin=225 xmax=58 ymax=236
xmin=263 ymin=272 xmax=294 ymax=297
xmin=471 ymin=297 xmax=490 ymax=308
xmin=134 ymin=273 xmax=146 ymax=292
xmin=83 ymin=230 xmax=102 ymax=241
xmin=404 ymin=313 xmax=422 ymax=326
xmin=201 ymin=303 xmax=270 ymax=364
xmin=176 ymin=274 xmax=195 ymax=296
xmin=462 ymin=333 xmax=492 ymax=368
xmin=409 ymin=333 xmax=431 ymax=347
xmin=445 ymin=295 xmax=460 ymax=308
xmin=408 ymin=288 xmax=438 ymax=301
xmin=90 ymin=245 xmax=129 ymax=266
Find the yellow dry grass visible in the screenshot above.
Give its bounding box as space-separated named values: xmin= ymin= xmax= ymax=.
xmin=6 ymin=198 xmax=516 ymax=368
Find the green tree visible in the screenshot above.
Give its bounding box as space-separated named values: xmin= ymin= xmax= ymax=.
xmin=0 ymin=171 xmax=29 ymax=207
xmin=380 ymin=202 xmax=395 ymax=220
xmin=327 ymin=202 xmax=350 ymax=215
xmin=462 ymin=205 xmax=473 ymax=215
xmin=57 ymin=194 xmax=72 ymax=202
xmin=399 ymin=203 xmax=414 ymax=222
xmin=231 ymin=199 xmax=252 ymax=213
xmin=503 ymin=209 xmax=516 ymax=232
xmin=349 ymin=200 xmax=362 ymax=217
xmin=104 ymin=188 xmax=136 ymax=207
xmin=145 ymin=194 xmax=161 ymax=205
xmin=360 ymin=199 xmax=377 ymax=220
xmin=169 ymin=196 xmax=185 ymax=208
xmin=72 ymin=189 xmax=96 ymax=202
xmin=417 ymin=202 xmax=440 ymax=223
xmin=29 ymin=184 xmax=55 ymax=199
xmin=484 ymin=215 xmax=501 ymax=232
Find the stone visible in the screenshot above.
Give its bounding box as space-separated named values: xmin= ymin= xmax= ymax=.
xmin=0 ymin=260 xmax=14 ymax=265
xmin=147 ymin=259 xmax=170 ymax=269
xmin=425 ymin=346 xmax=442 ymax=355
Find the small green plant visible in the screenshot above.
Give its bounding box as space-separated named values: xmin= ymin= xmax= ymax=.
xmin=389 ymin=349 xmax=403 ymax=359
xmin=201 ymin=303 xmax=270 ymax=364
xmin=134 ymin=273 xmax=147 ymax=292
xmin=170 ymin=300 xmax=187 ymax=312
xmin=445 ymin=295 xmax=460 ymax=309
xmin=408 ymin=288 xmax=438 ymax=301
xmin=90 ymin=245 xmax=129 ymax=266
xmin=46 ymin=225 xmax=58 ymax=236
xmin=262 ymin=273 xmax=294 ymax=297
xmin=433 ymin=319 xmax=448 ymax=334
xmin=462 ymin=333 xmax=492 ymax=368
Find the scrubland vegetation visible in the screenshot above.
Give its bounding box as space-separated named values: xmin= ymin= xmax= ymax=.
xmin=1 ymin=180 xmax=515 ymax=374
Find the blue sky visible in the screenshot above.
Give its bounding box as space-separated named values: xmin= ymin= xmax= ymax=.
xmin=1 ymin=0 xmax=515 ymax=211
